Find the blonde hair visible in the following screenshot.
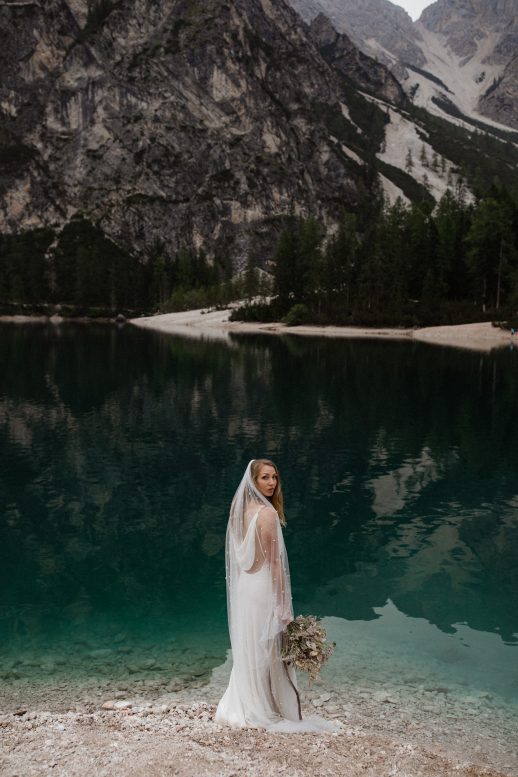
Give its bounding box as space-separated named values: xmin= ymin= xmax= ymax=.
xmin=251 ymin=458 xmax=286 ymax=526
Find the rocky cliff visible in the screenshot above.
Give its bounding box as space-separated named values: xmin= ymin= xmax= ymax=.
xmin=419 ymin=0 xmax=518 ymax=128
xmin=289 ymin=0 xmax=426 ymax=73
xmin=479 ymin=53 xmax=518 ymax=128
xmin=0 ymin=0 xmax=404 ymax=267
xmin=420 ymin=0 xmax=518 ymax=64
xmin=290 ymin=0 xmax=518 ymax=130
xmin=308 ymin=13 xmax=406 ymax=106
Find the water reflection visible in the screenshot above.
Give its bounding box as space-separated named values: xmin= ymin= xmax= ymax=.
xmin=0 ymin=324 xmax=517 ymax=682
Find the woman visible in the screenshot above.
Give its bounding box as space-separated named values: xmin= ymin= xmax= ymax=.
xmin=215 ymin=458 xmax=301 ymax=729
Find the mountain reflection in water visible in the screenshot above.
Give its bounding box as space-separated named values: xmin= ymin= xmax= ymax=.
xmin=0 ymin=323 xmax=516 ymax=696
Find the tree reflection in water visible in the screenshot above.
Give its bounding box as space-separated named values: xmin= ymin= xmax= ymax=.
xmin=0 ymin=323 xmax=517 ymax=666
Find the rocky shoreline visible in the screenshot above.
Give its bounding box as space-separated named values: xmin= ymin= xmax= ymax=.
xmin=0 ymin=707 xmax=508 ymax=777
xmin=1 ymin=688 xmax=515 ymax=777
xmin=1 ymin=645 xmax=517 ymax=777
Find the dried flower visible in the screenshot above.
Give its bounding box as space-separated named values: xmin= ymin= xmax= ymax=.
xmin=281 ymin=615 xmax=335 ymax=685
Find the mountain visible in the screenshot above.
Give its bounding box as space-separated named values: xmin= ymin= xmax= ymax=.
xmin=0 ymin=0 xmax=406 ymax=268
xmin=289 ymin=0 xmax=518 ymax=131
xmin=479 ymin=53 xmax=518 ymax=128
xmin=418 ymin=0 xmax=518 ymax=128
xmin=290 ymin=0 xmax=425 ymax=76
xmin=0 ymin=0 xmax=517 ymax=282
xmin=308 ymin=13 xmax=406 ymax=106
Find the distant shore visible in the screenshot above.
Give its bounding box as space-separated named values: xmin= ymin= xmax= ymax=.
xmin=2 ymin=309 xmax=515 ymax=352
xmin=129 ymin=308 xmax=516 ymax=352
xmin=0 ymin=314 xmax=125 ymax=325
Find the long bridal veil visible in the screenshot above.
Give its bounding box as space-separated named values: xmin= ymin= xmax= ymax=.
xmin=225 ymin=459 xmax=294 ymax=648
xmin=215 ymin=459 xmax=340 ymax=734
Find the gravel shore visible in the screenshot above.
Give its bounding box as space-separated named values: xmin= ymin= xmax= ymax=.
xmin=1 ymin=697 xmax=513 ymax=777
xmin=0 ymin=713 xmax=502 ymax=776
xmin=2 ymin=654 xmax=516 ymax=777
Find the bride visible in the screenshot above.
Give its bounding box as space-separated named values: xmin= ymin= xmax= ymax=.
xmin=215 ymin=459 xmax=337 ymax=732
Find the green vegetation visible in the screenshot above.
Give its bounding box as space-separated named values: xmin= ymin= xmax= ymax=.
xmin=2 ymin=169 xmax=518 ymax=327
xmin=430 ymin=96 xmax=518 ymax=143
xmin=283 ymin=303 xmax=310 ymax=326
xmin=0 ymin=228 xmax=54 ymax=306
xmin=404 ymin=63 xmax=452 ymax=93
xmin=233 ymin=185 xmax=518 ymax=328
xmin=0 ymin=217 xmax=269 ymax=318
xmin=409 ymin=105 xmax=518 ymax=194
xmin=0 ymin=217 xmax=149 ymax=315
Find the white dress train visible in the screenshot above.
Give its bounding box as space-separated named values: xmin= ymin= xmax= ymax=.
xmin=215 ymin=507 xmax=339 ymax=733
xmin=215 ymin=512 xmax=300 ymax=728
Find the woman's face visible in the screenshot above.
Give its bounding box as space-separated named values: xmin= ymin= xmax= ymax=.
xmin=255 ymin=464 xmax=278 ymax=499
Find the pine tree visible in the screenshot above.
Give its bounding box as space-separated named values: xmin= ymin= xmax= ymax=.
xmin=323 ymin=212 xmax=358 ymax=313
xmin=244 ymin=256 xmax=259 ymax=300
xmin=466 ymin=196 xmax=517 ymax=311
xmin=434 ymin=190 xmax=470 ymax=301
xmin=273 ymin=221 xmax=299 ymax=308
xmin=151 ymin=256 xmax=170 ymax=307
xmin=298 ymin=217 xmax=323 ymax=306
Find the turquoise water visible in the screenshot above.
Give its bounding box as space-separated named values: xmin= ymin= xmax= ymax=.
xmin=0 ymin=323 xmax=517 ymax=705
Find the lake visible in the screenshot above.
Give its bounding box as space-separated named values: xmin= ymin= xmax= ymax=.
xmin=0 ymin=322 xmax=517 ymax=739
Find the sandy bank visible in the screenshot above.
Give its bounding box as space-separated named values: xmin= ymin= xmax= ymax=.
xmin=130 ymin=309 xmax=516 ymax=352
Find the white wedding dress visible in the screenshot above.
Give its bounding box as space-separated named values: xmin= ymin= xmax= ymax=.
xmin=215 ymin=461 xmax=339 ymax=733
xmin=215 ymin=508 xmax=301 ymax=728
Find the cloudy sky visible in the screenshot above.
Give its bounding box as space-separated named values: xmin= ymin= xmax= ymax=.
xmin=394 ymin=0 xmax=432 ymax=20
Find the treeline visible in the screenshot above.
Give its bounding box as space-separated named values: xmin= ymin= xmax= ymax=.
xmin=3 ymin=186 xmax=518 ymax=326
xmin=0 ymin=216 xmax=257 ymax=317
xmin=0 ymin=218 xmax=148 ymax=315
xmin=234 ymin=185 xmax=518 ymax=327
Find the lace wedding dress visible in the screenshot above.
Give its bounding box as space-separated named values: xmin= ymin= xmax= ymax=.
xmin=215 ymin=461 xmax=338 ymax=733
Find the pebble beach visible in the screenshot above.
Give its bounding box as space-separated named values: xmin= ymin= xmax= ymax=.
xmin=1 ymin=621 xmax=517 ymax=777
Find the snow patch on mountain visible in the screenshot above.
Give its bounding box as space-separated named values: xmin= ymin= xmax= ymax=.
xmin=407 ymin=24 xmax=507 ymax=128
xmin=377 ymin=106 xmax=461 ymax=202
xmin=379 ymin=173 xmax=410 ymax=205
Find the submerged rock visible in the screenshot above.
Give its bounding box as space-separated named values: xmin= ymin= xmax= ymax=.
xmin=87 ymin=649 xmax=114 ymax=659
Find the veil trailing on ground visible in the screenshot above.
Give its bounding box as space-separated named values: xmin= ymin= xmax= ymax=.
xmin=225 ymin=459 xmax=294 ymax=647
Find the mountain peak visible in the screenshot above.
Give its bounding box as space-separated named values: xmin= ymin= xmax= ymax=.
xmin=289 ymin=0 xmax=518 ymax=129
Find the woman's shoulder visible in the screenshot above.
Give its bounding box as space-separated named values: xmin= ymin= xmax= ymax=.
xmin=245 ymin=502 xmax=275 ymax=519
xmin=255 ymin=504 xmax=278 ymax=527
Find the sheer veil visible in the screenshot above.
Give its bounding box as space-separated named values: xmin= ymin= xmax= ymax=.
xmin=225 ymin=459 xmax=294 ymax=647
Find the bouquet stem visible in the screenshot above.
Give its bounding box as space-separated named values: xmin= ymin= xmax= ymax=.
xmin=283 ymin=661 xmax=302 ymax=721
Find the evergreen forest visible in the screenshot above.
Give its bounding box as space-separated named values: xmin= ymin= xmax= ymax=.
xmin=1 ymin=185 xmax=518 ymax=327
xmin=235 ymin=184 xmax=518 ymax=327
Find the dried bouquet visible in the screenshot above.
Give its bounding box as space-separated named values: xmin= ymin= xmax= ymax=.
xmin=281 ymin=615 xmax=335 ymax=685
